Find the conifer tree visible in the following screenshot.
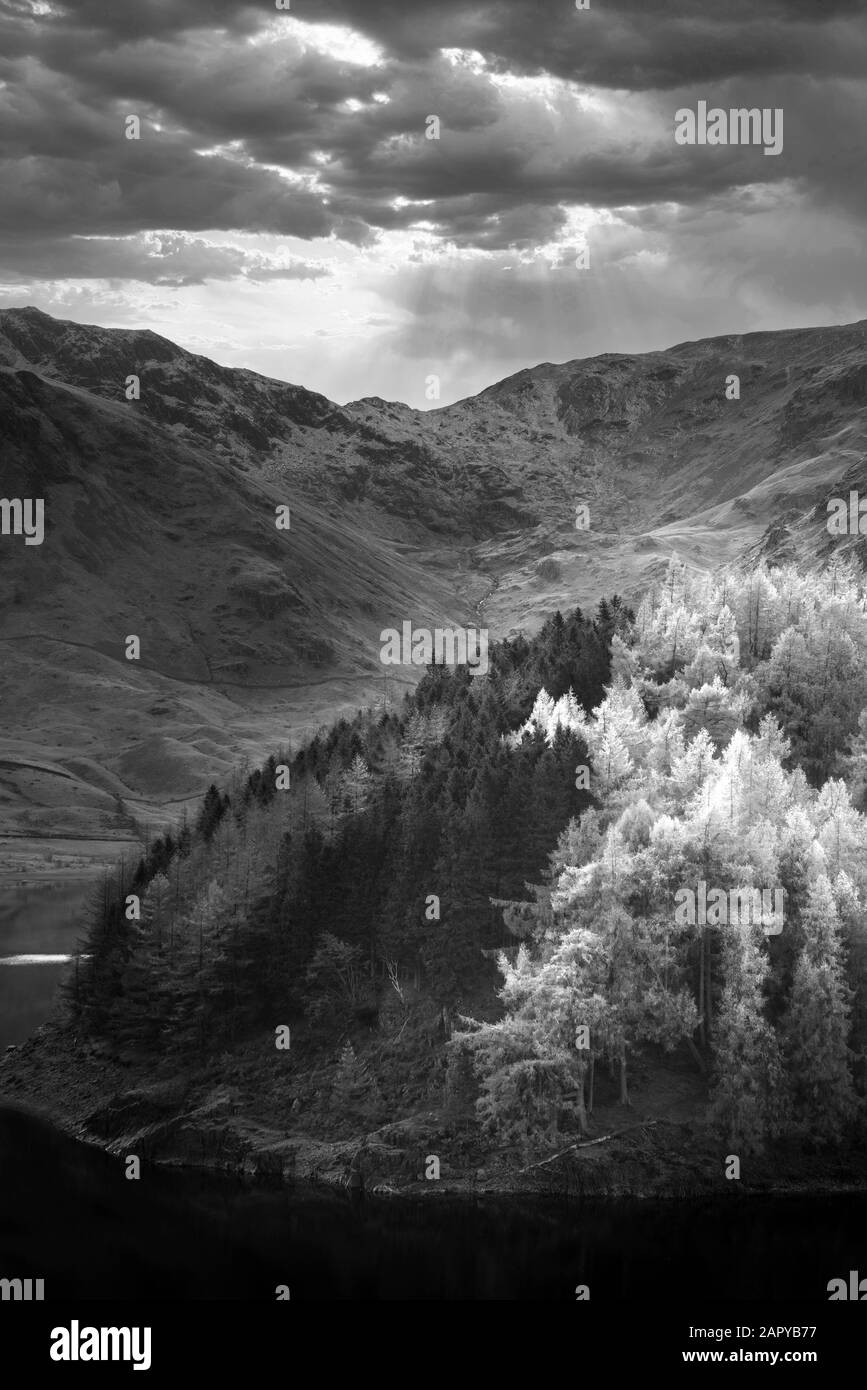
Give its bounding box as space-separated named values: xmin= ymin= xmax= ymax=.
xmin=709 ymin=925 xmax=785 ymax=1153
xmin=783 ymin=875 xmax=857 ymax=1141
xmin=329 ymin=1041 xmax=382 ymax=1133
xmin=341 ymin=754 xmax=373 ymax=816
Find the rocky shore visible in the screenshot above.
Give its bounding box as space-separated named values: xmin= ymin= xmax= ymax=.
xmin=3 ymin=1019 xmax=865 ymax=1202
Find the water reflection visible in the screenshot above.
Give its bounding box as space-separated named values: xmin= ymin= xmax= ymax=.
xmin=0 ymin=1105 xmax=865 ymax=1301
xmin=0 ymin=879 xmax=94 ymax=1048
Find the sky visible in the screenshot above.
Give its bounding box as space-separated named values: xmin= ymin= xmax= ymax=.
xmin=0 ymin=0 xmax=865 ymax=407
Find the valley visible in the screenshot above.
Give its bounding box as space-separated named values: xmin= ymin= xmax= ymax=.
xmin=1 ymin=307 xmax=866 ymax=842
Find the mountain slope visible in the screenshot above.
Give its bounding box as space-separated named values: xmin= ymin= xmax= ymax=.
xmin=0 ymin=354 xmax=471 ymax=839
xmin=1 ymin=306 xmax=866 ymax=837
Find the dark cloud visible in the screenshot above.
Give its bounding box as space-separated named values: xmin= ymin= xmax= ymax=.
xmin=27 ymin=1 xmax=866 ymax=87
xmin=303 ymin=1 xmax=867 ymax=88
xmin=0 ymin=231 xmax=330 ymax=284
xmin=5 ymin=0 xmax=263 ymax=45
xmin=0 ymin=147 xmax=332 ymax=239
xmin=0 ymin=0 xmax=863 ymax=293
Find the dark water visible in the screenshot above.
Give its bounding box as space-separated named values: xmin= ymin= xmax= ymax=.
xmin=1 ymin=1105 xmax=865 ymax=1300
xmin=0 ymin=879 xmax=94 ymax=1049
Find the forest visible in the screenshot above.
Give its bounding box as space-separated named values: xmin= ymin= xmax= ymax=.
xmin=69 ymin=557 xmax=867 ymax=1162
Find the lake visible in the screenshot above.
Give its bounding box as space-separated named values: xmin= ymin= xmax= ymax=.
xmin=0 ymin=878 xmax=97 ymax=1050
xmin=0 ymin=1104 xmax=865 ymax=1300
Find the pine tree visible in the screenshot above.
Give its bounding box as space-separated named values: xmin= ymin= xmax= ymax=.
xmin=783 ymin=875 xmax=857 ymax=1141
xmin=709 ymin=925 xmax=785 ymax=1153
xmin=328 ymin=1042 xmax=383 ymax=1134
xmin=196 ymin=784 xmax=226 ymax=842
xmin=341 ymin=754 xmax=373 ymax=816
xmin=423 ymin=806 xmax=497 ymax=1007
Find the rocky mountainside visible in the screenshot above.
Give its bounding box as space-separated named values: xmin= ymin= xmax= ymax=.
xmin=1 ymin=306 xmax=865 ymax=838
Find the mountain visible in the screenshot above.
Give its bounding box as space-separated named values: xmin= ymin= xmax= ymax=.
xmin=1 ymin=306 xmax=866 ymax=840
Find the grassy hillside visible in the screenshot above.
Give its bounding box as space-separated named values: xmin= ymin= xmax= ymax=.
xmin=2 ymin=306 xmax=867 ymax=844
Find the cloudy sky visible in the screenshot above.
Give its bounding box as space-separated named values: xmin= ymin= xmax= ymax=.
xmin=1 ymin=0 xmax=865 ymax=406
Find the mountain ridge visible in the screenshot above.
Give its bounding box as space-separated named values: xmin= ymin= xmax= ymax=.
xmin=1 ymin=306 xmax=865 ymax=841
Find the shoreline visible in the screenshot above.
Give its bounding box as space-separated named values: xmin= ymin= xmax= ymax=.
xmin=4 ymin=1087 xmax=867 ymax=1204
xmin=3 ymin=1021 xmax=866 ymax=1204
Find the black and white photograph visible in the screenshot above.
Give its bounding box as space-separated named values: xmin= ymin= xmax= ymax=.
xmin=1 ymin=0 xmax=867 ymax=1354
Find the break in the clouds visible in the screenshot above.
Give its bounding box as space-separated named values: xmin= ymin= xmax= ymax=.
xmin=0 ymin=0 xmax=865 ymax=406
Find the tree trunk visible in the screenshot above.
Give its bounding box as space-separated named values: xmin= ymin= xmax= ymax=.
xmin=698 ymin=927 xmax=706 ymax=1046
xmin=705 ymin=929 xmax=713 ymax=1042
xmin=575 ymin=1056 xmax=589 ymax=1134
xmin=619 ymin=1045 xmax=629 ymax=1106
xmin=588 ymin=1055 xmax=595 ymax=1114
xmin=685 ymin=1034 xmax=706 ymax=1074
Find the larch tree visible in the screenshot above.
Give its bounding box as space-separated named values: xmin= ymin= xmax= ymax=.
xmin=709 ymin=924 xmax=785 ymax=1154
xmin=783 ymin=874 xmax=857 ymax=1142
xmin=342 ymin=754 xmax=374 ymax=816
